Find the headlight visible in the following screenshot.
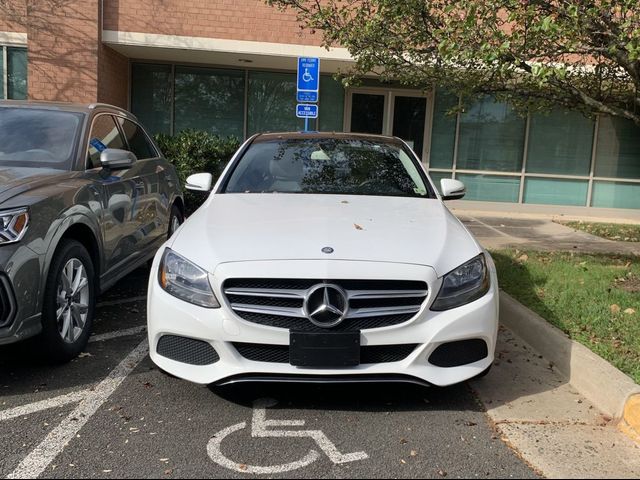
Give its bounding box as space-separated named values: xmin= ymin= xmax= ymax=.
xmin=158 ymin=249 xmax=220 ymax=308
xmin=431 ymin=253 xmax=490 ymax=311
xmin=0 ymin=207 xmax=30 ymax=245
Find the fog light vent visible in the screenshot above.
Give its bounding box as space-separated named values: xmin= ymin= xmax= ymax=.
xmin=157 ymin=335 xmax=219 ymax=366
xmin=428 ymin=339 xmax=488 ymax=368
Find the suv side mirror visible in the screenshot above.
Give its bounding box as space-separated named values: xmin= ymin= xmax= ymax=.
xmin=440 ymin=179 xmax=466 ymax=200
xmin=100 ymin=149 xmax=137 ymax=169
xmin=186 ymin=173 xmax=214 ymax=192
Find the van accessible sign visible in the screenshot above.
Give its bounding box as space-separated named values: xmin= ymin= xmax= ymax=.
xmin=297 ymin=57 xmax=320 ymax=103
xmin=296 ymin=104 xmax=318 ymax=119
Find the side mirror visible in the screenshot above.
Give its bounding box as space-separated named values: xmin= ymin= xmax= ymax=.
xmin=186 ymin=173 xmax=214 ymax=192
xmin=440 ymin=179 xmax=466 ymax=200
xmin=100 ymin=149 xmax=137 ymax=169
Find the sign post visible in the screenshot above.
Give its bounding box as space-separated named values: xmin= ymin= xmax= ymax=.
xmin=297 ymin=57 xmax=320 ymax=132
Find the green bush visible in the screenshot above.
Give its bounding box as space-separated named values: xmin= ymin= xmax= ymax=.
xmin=154 ymin=130 xmax=240 ymax=213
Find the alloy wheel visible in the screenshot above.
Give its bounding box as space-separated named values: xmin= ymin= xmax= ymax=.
xmin=56 ymin=258 xmax=90 ymax=344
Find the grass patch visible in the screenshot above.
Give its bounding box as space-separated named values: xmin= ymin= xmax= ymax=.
xmin=563 ymin=221 xmax=640 ymax=242
xmin=491 ymin=249 xmax=640 ymax=383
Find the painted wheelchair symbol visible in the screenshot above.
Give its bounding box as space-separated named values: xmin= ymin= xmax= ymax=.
xmin=207 ymin=398 xmax=368 ymax=474
xmin=302 ymin=69 xmax=314 ymax=83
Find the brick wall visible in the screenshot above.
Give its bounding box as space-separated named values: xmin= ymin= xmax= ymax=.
xmin=25 ymin=0 xmax=100 ymax=103
xmin=103 ymin=0 xmax=322 ymax=45
xmin=0 ymin=0 xmax=26 ymax=33
xmin=98 ymin=44 xmax=129 ymax=108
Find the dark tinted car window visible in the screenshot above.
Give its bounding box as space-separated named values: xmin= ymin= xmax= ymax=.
xmin=119 ymin=119 xmax=157 ymax=160
xmin=0 ymin=107 xmax=82 ymax=169
xmin=87 ymin=115 xmax=126 ymax=169
xmin=224 ymin=138 xmax=433 ymax=198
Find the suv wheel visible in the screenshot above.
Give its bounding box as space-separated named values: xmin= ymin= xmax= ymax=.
xmin=168 ymin=204 xmax=184 ymax=238
xmin=40 ymin=240 xmax=95 ymax=362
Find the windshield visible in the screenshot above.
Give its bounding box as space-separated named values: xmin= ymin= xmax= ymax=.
xmin=223 ymin=138 xmax=434 ymax=198
xmin=0 ymin=108 xmax=83 ymax=169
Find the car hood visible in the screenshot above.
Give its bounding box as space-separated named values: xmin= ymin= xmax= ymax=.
xmin=0 ymin=166 xmax=70 ymax=204
xmin=171 ymin=194 xmax=482 ymax=277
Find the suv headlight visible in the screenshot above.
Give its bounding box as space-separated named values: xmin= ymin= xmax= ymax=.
xmin=0 ymin=208 xmax=30 ymax=245
xmin=158 ymin=249 xmax=220 ymax=308
xmin=431 ymin=253 xmax=490 ymax=311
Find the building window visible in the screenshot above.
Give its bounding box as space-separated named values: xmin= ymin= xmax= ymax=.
xmin=591 ymin=181 xmax=640 ymax=209
xmin=1 ymin=46 xmax=27 ymax=100
xmin=526 ymin=109 xmax=594 ymax=176
xmin=523 ymin=178 xmax=589 ymax=206
xmin=174 ymin=66 xmax=245 ymax=138
xmin=456 ymin=173 xmax=521 ymax=203
xmin=457 ymin=96 xmax=526 ymax=172
xmin=319 ymin=75 xmax=344 ymax=132
xmin=595 ymin=116 xmax=640 ymax=179
xmin=429 ymin=89 xmax=458 ymax=169
xmin=131 ymin=64 xmax=173 ymax=135
xmin=247 ymin=71 xmax=307 ymax=135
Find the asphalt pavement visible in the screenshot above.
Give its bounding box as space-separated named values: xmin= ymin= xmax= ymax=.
xmin=0 ymin=267 xmax=539 ymax=479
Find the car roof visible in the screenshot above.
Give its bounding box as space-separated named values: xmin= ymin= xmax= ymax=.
xmin=0 ymin=100 xmax=137 ymax=120
xmin=252 ymin=131 xmax=406 ymax=146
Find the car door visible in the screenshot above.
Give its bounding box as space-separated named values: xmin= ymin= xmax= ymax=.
xmin=84 ymin=113 xmax=139 ymax=277
xmin=116 ymin=117 xmax=168 ymax=254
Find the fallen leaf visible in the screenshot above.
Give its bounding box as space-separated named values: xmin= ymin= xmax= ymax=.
xmin=410 ymin=450 xmax=417 ymax=457
xmin=238 ymin=464 xmax=248 ymax=471
xmin=517 ymin=254 xmax=528 ymax=263
xmin=610 ymin=304 xmax=621 ymax=314
xmin=78 ymin=352 xmax=92 ymax=358
xmin=624 ymin=308 xmax=636 ymax=315
xmin=400 ymin=459 xmax=407 ymax=464
xmin=438 ymin=470 xmax=448 ymax=477
xmin=354 ymin=223 xmax=364 ymax=230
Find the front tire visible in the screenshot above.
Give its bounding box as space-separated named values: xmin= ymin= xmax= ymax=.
xmin=39 ymin=240 xmax=96 ymax=363
xmin=168 ymin=204 xmax=184 ymax=238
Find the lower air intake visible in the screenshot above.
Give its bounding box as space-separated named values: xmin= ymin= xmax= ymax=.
xmin=428 ymin=339 xmax=488 ymax=367
xmin=157 ymin=335 xmax=220 ymax=366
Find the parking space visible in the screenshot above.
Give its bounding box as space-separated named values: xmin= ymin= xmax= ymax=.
xmin=0 ymin=267 xmax=541 ymax=479
xmin=458 ymin=214 xmax=640 ymax=255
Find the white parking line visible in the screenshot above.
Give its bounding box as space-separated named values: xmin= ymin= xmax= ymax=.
xmin=0 ymin=391 xmax=87 ymax=423
xmin=467 ymin=215 xmax=516 ymax=239
xmin=89 ymin=326 xmax=147 ymax=343
xmin=8 ymin=340 xmax=149 ymax=480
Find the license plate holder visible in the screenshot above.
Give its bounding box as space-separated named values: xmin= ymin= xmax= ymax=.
xmin=290 ymin=331 xmax=360 ymax=367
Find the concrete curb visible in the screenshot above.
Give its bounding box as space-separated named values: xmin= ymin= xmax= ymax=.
xmin=499 ymin=291 xmax=640 ymax=431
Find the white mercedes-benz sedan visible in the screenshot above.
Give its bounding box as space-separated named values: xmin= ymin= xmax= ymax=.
xmin=147 ymin=133 xmax=498 ymax=387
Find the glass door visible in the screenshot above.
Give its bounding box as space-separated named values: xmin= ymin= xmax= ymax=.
xmin=349 ymin=92 xmax=386 ymax=134
xmin=346 ymin=89 xmax=430 ymax=161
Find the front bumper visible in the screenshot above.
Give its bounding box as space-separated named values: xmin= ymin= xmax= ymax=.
xmin=147 ymin=256 xmax=499 ymax=387
xmin=0 ymin=244 xmax=44 ymax=345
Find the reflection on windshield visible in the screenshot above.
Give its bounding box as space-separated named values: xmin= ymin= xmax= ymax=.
xmin=0 ymin=108 xmax=82 ymax=169
xmin=224 ymin=139 xmax=433 ymax=198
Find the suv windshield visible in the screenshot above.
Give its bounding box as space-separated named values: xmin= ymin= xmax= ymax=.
xmin=224 ymin=138 xmax=434 ymax=198
xmin=0 ymin=108 xmax=83 ymax=169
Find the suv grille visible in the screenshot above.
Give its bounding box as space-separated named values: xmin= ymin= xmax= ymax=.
xmin=223 ymin=279 xmax=428 ymax=332
xmin=233 ymin=343 xmax=419 ymax=364
xmin=0 ymin=275 xmax=17 ymax=329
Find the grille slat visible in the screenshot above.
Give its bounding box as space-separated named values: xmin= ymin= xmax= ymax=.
xmin=233 ymin=343 xmax=419 ymax=364
xmin=223 ymin=278 xmax=428 ymax=332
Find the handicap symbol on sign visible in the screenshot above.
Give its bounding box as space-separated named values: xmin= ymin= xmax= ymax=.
xmin=302 ymin=69 xmax=314 ymax=83
xmin=207 ymin=398 xmax=368 ymax=474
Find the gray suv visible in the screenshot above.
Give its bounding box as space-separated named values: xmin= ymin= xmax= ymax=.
xmin=0 ymin=101 xmax=184 ymax=361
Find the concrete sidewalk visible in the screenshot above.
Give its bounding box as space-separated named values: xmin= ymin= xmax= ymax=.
xmin=452 ymin=208 xmax=640 ymax=256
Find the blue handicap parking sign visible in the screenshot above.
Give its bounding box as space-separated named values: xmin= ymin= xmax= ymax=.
xmin=296 ymin=104 xmax=318 ymax=119
xmin=297 ymin=58 xmax=320 ymax=95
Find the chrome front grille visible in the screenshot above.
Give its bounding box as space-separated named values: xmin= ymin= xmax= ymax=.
xmin=223 ymin=279 xmax=428 ymax=331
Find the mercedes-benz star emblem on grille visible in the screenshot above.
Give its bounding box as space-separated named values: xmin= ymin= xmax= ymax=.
xmin=303 ymin=284 xmax=349 ymax=328
xmin=321 ymin=247 xmax=334 ymax=254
